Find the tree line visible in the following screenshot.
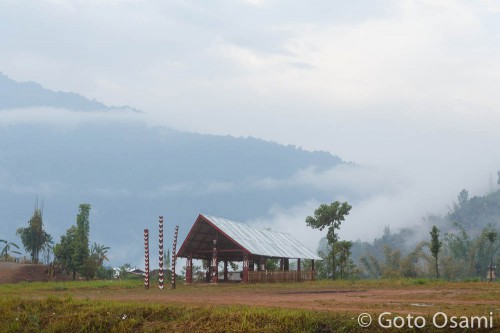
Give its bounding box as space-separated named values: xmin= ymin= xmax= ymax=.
xmin=1 ymin=203 xmax=112 ymax=280
xmin=307 ymin=188 xmax=499 ymax=281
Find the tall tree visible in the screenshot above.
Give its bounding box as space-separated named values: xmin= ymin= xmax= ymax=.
xmin=74 ymin=204 xmax=91 ymax=277
xmin=335 ymin=240 xmax=353 ymax=279
xmin=41 ymin=234 xmax=54 ymax=265
xmin=54 ymin=226 xmax=78 ymax=279
xmin=444 ymin=223 xmax=474 ymax=278
xmin=306 ymin=201 xmax=351 ymax=279
xmin=429 ymin=226 xmax=442 ymax=278
xmin=54 ymin=203 xmax=105 ymax=280
xmin=16 ymin=205 xmax=51 ymax=263
xmin=485 ymin=229 xmax=497 ymax=282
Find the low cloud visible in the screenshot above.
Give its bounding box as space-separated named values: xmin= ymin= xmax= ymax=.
xmin=0 ymin=107 xmax=143 ymax=127
xmin=247 ymin=201 xmax=324 ymax=254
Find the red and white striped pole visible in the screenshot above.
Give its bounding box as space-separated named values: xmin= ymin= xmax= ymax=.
xmin=171 ymin=225 xmax=179 ymax=289
xmin=158 ymin=216 xmax=164 ymax=290
xmin=144 ymin=229 xmax=150 ymax=289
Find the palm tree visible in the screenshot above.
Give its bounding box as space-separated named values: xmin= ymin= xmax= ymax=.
xmin=16 ymin=206 xmax=52 ymax=263
xmin=0 ymin=239 xmax=22 ymax=261
xmin=90 ymin=242 xmax=110 ymax=266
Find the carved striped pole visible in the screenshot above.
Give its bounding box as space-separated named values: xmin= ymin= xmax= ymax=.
xmin=158 ymin=216 xmax=164 ymax=290
xmin=171 ymin=225 xmax=179 ymax=289
xmin=144 ymin=229 xmax=150 ymax=289
xmin=211 ymin=238 xmax=218 ymax=284
xmin=242 ymin=253 xmax=249 ymax=283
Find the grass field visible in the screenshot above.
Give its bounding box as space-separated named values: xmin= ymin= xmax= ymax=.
xmin=0 ymin=279 xmax=499 ymax=332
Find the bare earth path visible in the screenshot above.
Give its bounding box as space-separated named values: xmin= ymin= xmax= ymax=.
xmin=83 ymin=284 xmax=500 ymax=315
xmin=1 ymin=262 xmax=499 ymax=317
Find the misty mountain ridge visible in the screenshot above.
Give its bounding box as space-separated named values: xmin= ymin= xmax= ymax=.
xmin=0 ymin=73 xmax=351 ymax=267
xmin=347 ymin=187 xmax=500 ymax=279
xmin=0 ymin=72 xmax=139 ymax=112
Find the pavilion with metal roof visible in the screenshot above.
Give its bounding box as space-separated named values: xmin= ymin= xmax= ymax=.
xmin=177 ymin=214 xmax=321 ymax=283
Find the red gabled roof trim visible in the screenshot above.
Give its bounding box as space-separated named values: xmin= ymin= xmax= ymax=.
xmin=176 ymin=213 xmax=251 ymax=258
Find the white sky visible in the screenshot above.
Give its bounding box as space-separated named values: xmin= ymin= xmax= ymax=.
xmin=2 ymin=0 xmax=500 ymax=247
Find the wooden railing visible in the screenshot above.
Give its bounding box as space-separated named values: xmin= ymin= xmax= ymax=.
xmin=191 ymin=270 xmax=316 ymax=283
xmin=248 ymin=270 xmax=315 ymax=283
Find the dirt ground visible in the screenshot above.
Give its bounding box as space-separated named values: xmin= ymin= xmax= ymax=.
xmin=0 ymin=261 xmax=71 ymax=283
xmin=1 ymin=262 xmax=499 ymax=316
xmin=89 ymin=284 xmax=500 ymax=315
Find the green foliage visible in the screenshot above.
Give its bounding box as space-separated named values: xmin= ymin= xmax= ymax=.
xmin=54 ymin=204 xmax=110 ymax=280
xmin=117 ymin=263 xmax=138 ymax=280
xmin=16 ymin=206 xmax=52 ymax=263
xmin=400 ymin=242 xmax=430 ymax=278
xmin=306 ymin=201 xmax=351 ymax=279
xmin=74 ymin=204 xmax=91 ymax=278
xmin=316 ymin=238 xmax=356 ymax=279
xmin=448 ymin=188 xmax=500 ymax=232
xmin=351 ymin=188 xmax=500 ymax=281
xmin=265 ymin=258 xmax=280 ymax=271
xmin=382 ymin=245 xmax=401 ymax=278
xmin=96 ymin=266 xmax=115 ymax=280
xmin=229 ymin=261 xmax=239 ymax=271
xmin=306 ymin=201 xmax=351 ymax=245
xmin=53 ymin=226 xmax=78 ymax=279
xmin=0 ymin=240 xmax=21 ymax=261
xmin=164 ymin=249 xmax=171 ymax=270
xmin=359 ymin=254 xmax=381 ymax=278
xmin=335 ymin=240 xmax=355 ymax=279
xmin=429 ymin=226 xmax=442 ymax=278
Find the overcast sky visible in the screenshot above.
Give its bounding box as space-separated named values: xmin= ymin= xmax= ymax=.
xmin=2 ymin=0 xmax=500 ymax=244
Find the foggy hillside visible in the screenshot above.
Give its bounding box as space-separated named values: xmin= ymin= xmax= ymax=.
xmin=0 ymin=73 xmax=349 ymax=267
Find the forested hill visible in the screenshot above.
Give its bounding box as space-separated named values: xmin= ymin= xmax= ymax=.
xmin=0 ymin=72 xmax=137 ymax=112
xmin=447 ymin=188 xmax=500 ymax=233
xmin=348 ymin=188 xmax=500 ymax=280
xmin=0 ymin=73 xmax=347 ymax=268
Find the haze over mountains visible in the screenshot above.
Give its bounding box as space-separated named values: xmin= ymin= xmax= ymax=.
xmin=0 ymin=73 xmax=138 ymax=112
xmin=0 ymin=73 xmax=356 ymax=267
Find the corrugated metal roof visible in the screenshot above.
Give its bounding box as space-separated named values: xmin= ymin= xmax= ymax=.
xmin=203 ymin=214 xmax=322 ymax=260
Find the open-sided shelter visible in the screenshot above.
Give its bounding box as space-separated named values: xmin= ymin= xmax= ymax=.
xmin=177 ymin=214 xmax=322 ymax=283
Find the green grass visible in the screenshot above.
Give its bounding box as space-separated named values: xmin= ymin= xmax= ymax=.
xmin=0 ymin=278 xmax=498 ymax=332
xmin=0 ymin=277 xmax=495 ymax=295
xmin=1 ymin=296 xmax=493 ymax=333
xmin=0 ymin=279 xmax=140 ymax=294
xmin=0 ymin=297 xmax=358 ymax=333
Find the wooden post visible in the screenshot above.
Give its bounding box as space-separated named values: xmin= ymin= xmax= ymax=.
xmin=280 ymin=258 xmax=284 ymax=271
xmin=144 ymin=229 xmax=150 ymax=290
xmin=186 ymin=254 xmax=193 ymax=284
xmin=171 ymin=225 xmax=179 ymax=289
xmin=224 ymin=260 xmax=228 ymax=282
xmin=311 ymin=260 xmax=315 ymax=281
xmin=260 ymin=258 xmax=266 ymax=271
xmin=211 ymin=237 xmax=218 ymax=284
xmin=297 ymin=258 xmax=301 ymax=281
xmin=242 ymin=253 xmax=249 ymax=283
xmin=206 ymin=262 xmax=211 ymax=282
xmin=158 ymin=216 xmax=164 ymax=290
xmin=284 ymin=258 xmax=289 ymax=271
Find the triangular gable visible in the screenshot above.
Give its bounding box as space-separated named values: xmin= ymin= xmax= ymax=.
xmin=177 ymin=214 xmax=322 ymax=261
